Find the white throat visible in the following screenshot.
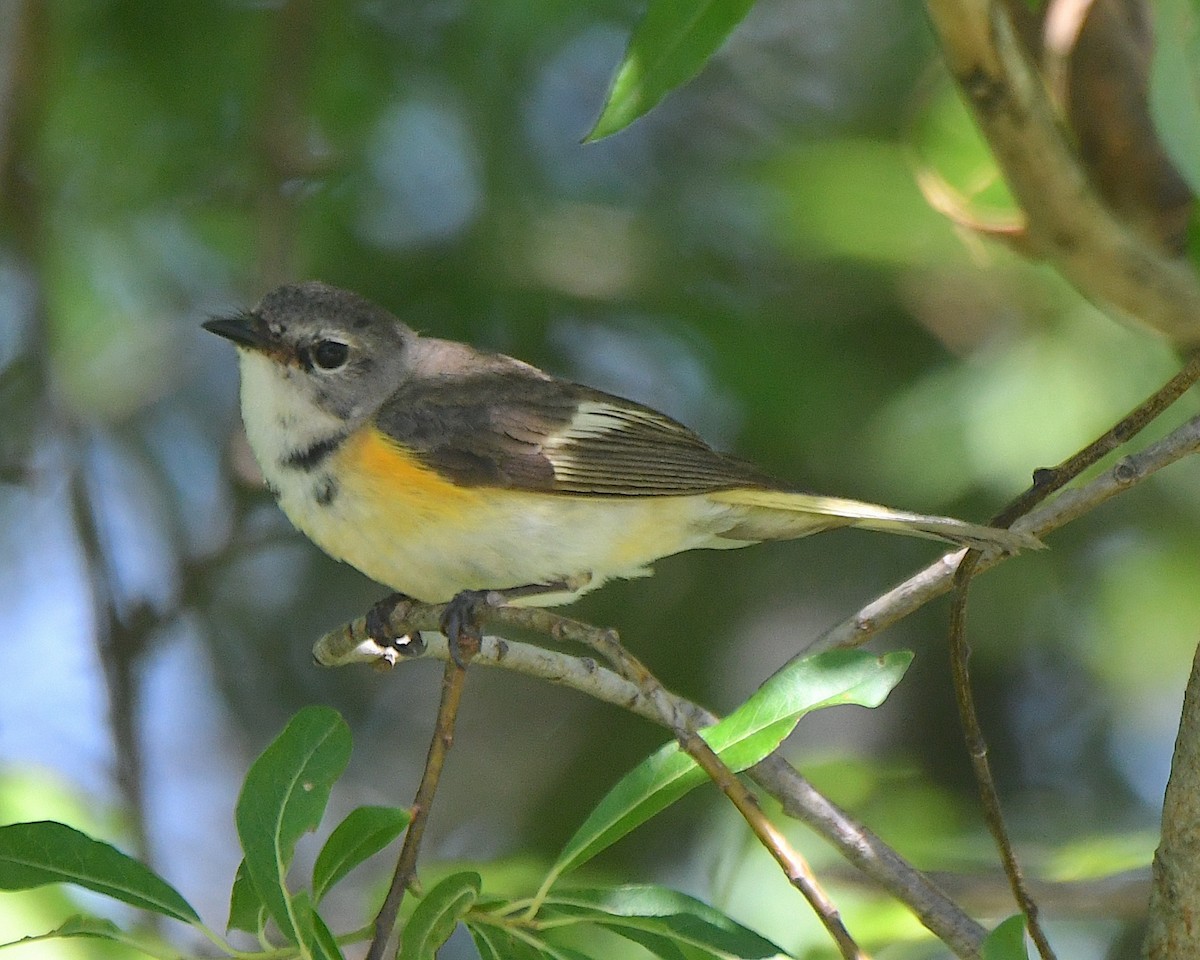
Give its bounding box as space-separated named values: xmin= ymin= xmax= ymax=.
xmin=236 ymin=350 xmax=346 ymax=476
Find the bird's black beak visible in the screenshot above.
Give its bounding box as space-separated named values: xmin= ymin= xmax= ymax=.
xmin=202 ymin=311 xmax=273 ymax=351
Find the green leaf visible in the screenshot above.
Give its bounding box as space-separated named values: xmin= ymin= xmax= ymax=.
xmin=542 ymin=885 xmax=782 ymax=958
xmin=606 ymin=925 xmax=689 ymax=960
xmin=544 ymin=650 xmax=911 ymax=882
xmin=467 ymin=924 xmax=544 ymax=960
xmin=2 ymin=915 xmax=179 ymax=960
xmin=536 ymin=942 xmax=595 ymax=960
xmin=1150 ymin=0 xmax=1200 ymax=196
xmin=398 ymin=871 xmax=481 ymax=960
xmin=39 ymin=916 xmax=124 ymax=939
xmin=235 ymin=707 xmax=352 ymax=943
xmin=291 ymin=890 xmax=346 ymax=960
xmin=982 ymin=915 xmax=1030 ymax=960
xmin=0 ymin=821 xmax=200 ymax=925
xmin=227 ymin=858 xmax=267 ymax=935
xmin=312 ymin=805 xmax=410 ymax=903
xmin=588 ymin=0 xmax=758 ymax=140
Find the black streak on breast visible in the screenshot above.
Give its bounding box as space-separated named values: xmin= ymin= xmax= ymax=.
xmin=282 ymin=432 xmax=347 ymax=472
xmin=315 ymin=476 xmax=338 ymax=507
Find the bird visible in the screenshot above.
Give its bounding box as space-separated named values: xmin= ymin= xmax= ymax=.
xmin=204 ymin=281 xmax=1039 ymax=656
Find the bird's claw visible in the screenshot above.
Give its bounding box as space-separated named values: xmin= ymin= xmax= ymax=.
xmin=365 ymin=592 xmax=422 ymax=661
xmin=440 ymin=589 xmax=489 ymax=667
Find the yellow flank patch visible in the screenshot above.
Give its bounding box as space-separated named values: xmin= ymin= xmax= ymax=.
xmin=338 ymin=425 xmax=478 ymax=512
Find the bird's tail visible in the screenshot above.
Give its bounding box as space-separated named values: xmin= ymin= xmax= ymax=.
xmin=708 ymin=489 xmax=1042 ymax=554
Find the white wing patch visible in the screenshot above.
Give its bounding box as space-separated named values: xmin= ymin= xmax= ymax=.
xmin=550 ymin=400 xmax=676 ymax=441
xmin=535 ymin=398 xmax=769 ymax=494
xmin=542 ymin=400 xmax=668 ymax=468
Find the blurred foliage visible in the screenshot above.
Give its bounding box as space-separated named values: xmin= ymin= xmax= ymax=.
xmin=0 ymin=0 xmax=1198 ymax=957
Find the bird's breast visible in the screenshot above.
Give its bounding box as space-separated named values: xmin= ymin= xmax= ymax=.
xmin=266 ymin=424 xmax=731 ymax=603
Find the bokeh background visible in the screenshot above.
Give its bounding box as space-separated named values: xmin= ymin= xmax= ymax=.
xmin=1 ymin=0 xmax=1197 ymax=956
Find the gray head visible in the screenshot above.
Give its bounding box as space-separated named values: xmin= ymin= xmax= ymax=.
xmin=204 ymin=282 xmax=417 ymax=423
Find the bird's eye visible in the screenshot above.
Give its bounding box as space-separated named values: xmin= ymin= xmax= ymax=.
xmin=311 ymin=339 xmax=350 ymax=371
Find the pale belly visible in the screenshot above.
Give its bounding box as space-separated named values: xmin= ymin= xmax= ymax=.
xmin=272 ymin=439 xmax=741 ymax=604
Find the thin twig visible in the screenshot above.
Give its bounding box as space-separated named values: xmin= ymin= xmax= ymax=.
xmin=946 ymin=354 xmax=1200 ymax=959
xmin=341 ymin=608 xmax=869 ymax=959
xmin=950 ymin=559 xmax=1055 ymax=960
xmin=751 ymin=754 xmax=987 ymax=957
xmin=990 ymin=352 xmax=1200 ymax=528
xmin=366 ymin=650 xmax=473 ymax=960
xmin=675 ymin=726 xmax=869 ymax=960
xmin=320 ymin=608 xmax=975 ymax=957
xmin=803 ymin=408 xmax=1200 ymax=659
xmin=573 ymin=626 xmax=869 ymax=959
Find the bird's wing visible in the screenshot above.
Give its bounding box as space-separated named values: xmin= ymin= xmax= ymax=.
xmin=373 ymin=367 xmax=774 ymax=496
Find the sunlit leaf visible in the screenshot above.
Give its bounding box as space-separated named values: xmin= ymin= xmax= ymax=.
xmin=589 ymin=0 xmax=758 ymax=140
xmin=398 ymin=871 xmax=481 ymax=960
xmin=982 ymin=915 xmax=1029 ymax=960
xmin=235 ymin=707 xmax=352 ymax=943
xmin=312 ymin=805 xmax=410 ymax=904
xmin=542 ymin=885 xmax=782 ymax=958
xmin=543 ymin=650 xmax=911 ymax=883
xmin=0 ymin=821 xmax=199 ymax=925
xmin=2 ymin=915 xmax=179 ymax=960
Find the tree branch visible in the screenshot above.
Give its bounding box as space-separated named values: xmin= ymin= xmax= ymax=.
xmin=1146 ymin=643 xmax=1200 ymax=958
xmin=367 ymin=652 xmax=472 ymax=960
xmin=318 ymin=613 xmax=985 ymax=957
xmin=802 ymin=410 xmax=1200 ymax=657
xmin=943 ymin=352 xmax=1200 ymax=959
xmin=924 ymin=0 xmax=1200 ymax=344
xmin=950 ymin=561 xmax=1057 ymax=960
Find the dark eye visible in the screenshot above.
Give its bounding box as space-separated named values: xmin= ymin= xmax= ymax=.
xmin=312 ymin=339 xmax=350 ymax=371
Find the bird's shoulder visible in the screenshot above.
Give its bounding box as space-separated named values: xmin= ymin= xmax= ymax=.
xmin=372 ymin=342 xmax=776 ymax=495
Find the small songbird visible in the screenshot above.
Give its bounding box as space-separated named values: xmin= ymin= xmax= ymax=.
xmin=204 ymin=282 xmax=1039 ymax=649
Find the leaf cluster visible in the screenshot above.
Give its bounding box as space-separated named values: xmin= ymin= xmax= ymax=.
xmin=0 ymin=650 xmax=973 ymax=959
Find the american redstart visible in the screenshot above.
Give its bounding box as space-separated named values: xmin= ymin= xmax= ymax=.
xmin=204 ymin=282 xmax=1040 ymax=650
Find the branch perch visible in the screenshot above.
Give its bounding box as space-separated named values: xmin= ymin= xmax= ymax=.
xmin=939 ymin=345 xmax=1200 ymax=960
xmin=803 ymin=409 xmax=1200 ymax=658
xmin=924 ymin=0 xmax=1200 ymax=344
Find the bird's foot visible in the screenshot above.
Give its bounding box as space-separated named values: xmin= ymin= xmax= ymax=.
xmin=439 ymin=578 xmax=587 ymax=667
xmin=440 ymin=589 xmax=490 ymax=667
xmin=365 ymin=592 xmax=424 ymax=662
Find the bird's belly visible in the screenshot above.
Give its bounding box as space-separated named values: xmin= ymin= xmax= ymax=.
xmin=271 ymin=427 xmax=727 ymax=603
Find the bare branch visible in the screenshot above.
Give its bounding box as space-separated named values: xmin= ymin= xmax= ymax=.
xmin=950 ymin=561 xmax=1057 ymax=960
xmin=315 ymin=362 xmax=1200 ymax=960
xmin=367 ymin=654 xmax=472 ymax=960
xmin=942 ymin=352 xmax=1200 ymax=959
xmin=1146 ymin=643 xmax=1200 ymax=958
xmin=803 ymin=410 xmax=1200 ymax=657
xmin=324 ymin=612 xmax=870 ymax=959
xmin=925 ymin=0 xmax=1200 ymax=343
